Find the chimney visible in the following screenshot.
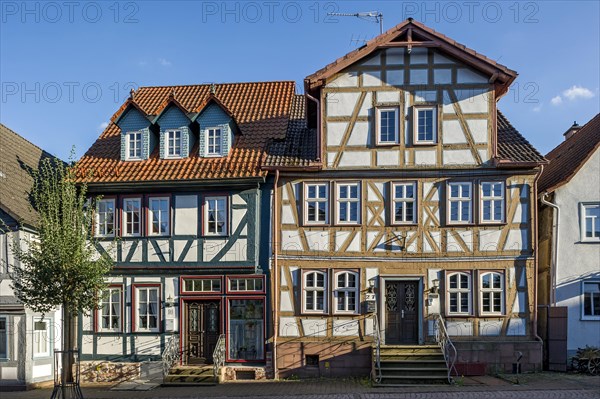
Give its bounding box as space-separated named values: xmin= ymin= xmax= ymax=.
xmin=563 ymin=121 xmax=581 ymax=140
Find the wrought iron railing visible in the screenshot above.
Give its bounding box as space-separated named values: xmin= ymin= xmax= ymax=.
xmin=371 ymin=313 xmax=382 ymax=383
xmin=161 ymin=334 xmax=180 ymax=377
xmin=434 ymin=314 xmax=458 ymax=384
xmin=212 ymin=334 xmax=226 ymax=379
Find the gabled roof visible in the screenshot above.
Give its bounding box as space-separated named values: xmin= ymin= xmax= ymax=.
xmin=264 ymin=95 xmax=318 ymax=169
xmin=191 ymin=93 xmax=236 ymax=124
xmin=306 ymin=18 xmax=517 ymax=97
xmin=77 ymin=81 xmax=295 ymax=184
xmin=539 ymin=113 xmax=600 ymax=193
xmin=496 ymin=111 xmax=546 ymax=165
xmin=112 ymin=98 xmax=154 ymax=125
xmin=0 ymin=123 xmax=56 ymax=228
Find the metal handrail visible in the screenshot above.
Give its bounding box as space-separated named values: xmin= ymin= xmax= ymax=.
xmin=434 ymin=314 xmax=458 ymax=384
xmin=372 ymin=313 xmax=382 ymax=383
xmin=212 ymin=334 xmax=226 ymax=379
xmin=161 ymin=334 xmax=180 ymax=377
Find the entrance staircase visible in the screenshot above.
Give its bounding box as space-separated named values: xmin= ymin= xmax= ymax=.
xmin=163 ymin=365 xmax=217 ymax=386
xmin=373 ymin=344 xmax=449 ymax=386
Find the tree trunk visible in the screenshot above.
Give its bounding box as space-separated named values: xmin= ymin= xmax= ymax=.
xmin=61 ymin=303 xmax=76 ymax=397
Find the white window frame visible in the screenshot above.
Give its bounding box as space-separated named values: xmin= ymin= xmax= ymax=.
xmin=376 ymin=107 xmax=399 ymax=145
xmin=206 ymin=127 xmax=222 ymax=157
xmin=448 ymin=182 xmax=473 ymax=224
xmin=580 ymin=203 xmax=600 ymax=242
xmin=33 ymin=317 xmax=51 ymax=358
xmin=303 ymin=271 xmax=327 ymax=314
xmin=126 ymin=131 xmax=143 ymax=160
xmin=204 ymin=196 xmax=228 ymax=236
xmin=0 ymin=316 xmax=7 ymax=359
xmin=335 ymin=182 xmax=361 ymax=225
xmin=122 ymin=198 xmax=142 ymax=237
xmin=135 ymin=286 xmax=160 ymax=332
xmin=391 ymin=182 xmax=417 ymax=225
xmin=413 ymin=106 xmax=437 ymax=144
xmin=95 ymin=198 xmax=116 ymax=237
xmin=480 ymin=181 xmax=505 ymax=224
xmin=333 ymin=271 xmax=359 ymax=314
xmin=446 ymin=272 xmax=472 ymax=316
xmin=148 ymin=197 xmax=170 ymax=236
xmin=98 ymin=287 xmax=122 ymax=332
xmin=166 ymin=129 xmax=182 ymax=158
xmin=479 ymin=272 xmax=505 ymax=315
xmin=304 ymin=183 xmax=329 ymax=225
xmin=582 ymin=280 xmax=600 ymax=320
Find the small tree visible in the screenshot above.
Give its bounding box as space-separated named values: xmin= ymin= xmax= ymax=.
xmin=9 ymin=157 xmax=113 ymax=396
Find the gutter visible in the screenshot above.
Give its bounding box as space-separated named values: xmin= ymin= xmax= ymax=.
xmin=540 ymin=188 xmax=559 ymax=307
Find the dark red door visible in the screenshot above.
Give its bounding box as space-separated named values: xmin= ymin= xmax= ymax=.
xmin=385 ymin=281 xmax=418 ymax=344
xmin=185 ymin=301 xmax=220 ymax=364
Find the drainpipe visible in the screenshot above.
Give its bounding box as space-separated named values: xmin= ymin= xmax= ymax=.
xmin=540 ymin=188 xmax=559 ymax=307
xmin=305 ymin=93 xmax=321 ymax=162
xmin=532 ymin=164 xmax=544 ymax=344
xmin=272 ymin=169 xmax=280 ymax=379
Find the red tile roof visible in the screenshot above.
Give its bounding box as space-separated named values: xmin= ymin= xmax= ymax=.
xmin=77 ymin=81 xmax=296 ymax=184
xmin=539 ymin=113 xmax=600 ymax=193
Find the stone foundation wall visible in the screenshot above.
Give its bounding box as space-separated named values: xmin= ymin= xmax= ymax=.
xmin=453 ymin=340 xmax=543 ymax=374
xmin=221 ymin=366 xmax=267 ymax=382
xmin=276 ymin=341 xmax=371 ymax=379
xmin=78 ymin=361 xmax=140 ymax=383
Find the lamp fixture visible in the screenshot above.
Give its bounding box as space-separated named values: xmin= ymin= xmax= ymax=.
xmin=431 ymin=279 xmax=440 ymax=294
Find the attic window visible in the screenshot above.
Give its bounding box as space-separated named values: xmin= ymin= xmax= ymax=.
xmin=126 ymin=132 xmax=143 ymax=160
xmin=206 ymin=128 xmax=222 ymax=156
xmin=166 ymin=130 xmax=182 ymax=158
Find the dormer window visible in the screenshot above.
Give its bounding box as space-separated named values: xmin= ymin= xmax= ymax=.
xmin=127 ymin=132 xmax=143 ymax=160
xmin=413 ymin=106 xmax=437 ymax=144
xmin=206 ymin=128 xmax=222 ymax=156
xmin=166 ymin=130 xmax=182 ymax=158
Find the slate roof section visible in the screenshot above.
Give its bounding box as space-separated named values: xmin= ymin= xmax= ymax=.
xmin=496 ymin=111 xmax=546 ymax=165
xmin=539 ymin=113 xmax=600 ymax=193
xmin=0 ymin=123 xmax=56 ymax=228
xmin=77 ymin=81 xmax=296 ymax=184
xmin=264 ymin=95 xmax=318 ymax=169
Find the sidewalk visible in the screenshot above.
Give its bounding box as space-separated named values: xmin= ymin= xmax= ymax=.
xmin=2 ymin=372 xmax=598 ymax=399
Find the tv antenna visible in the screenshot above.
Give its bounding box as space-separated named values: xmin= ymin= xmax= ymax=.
xmin=328 ymin=11 xmax=384 ymax=34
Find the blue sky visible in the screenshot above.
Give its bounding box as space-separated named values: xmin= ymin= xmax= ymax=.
xmin=1 ymin=1 xmax=598 ymax=160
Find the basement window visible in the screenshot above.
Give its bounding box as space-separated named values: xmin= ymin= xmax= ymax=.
xmin=306 ymin=354 xmax=319 ymax=367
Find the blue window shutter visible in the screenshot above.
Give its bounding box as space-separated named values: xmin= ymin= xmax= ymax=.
xmin=199 ymin=128 xmax=206 ymax=157
xmin=120 ymin=133 xmax=126 ymax=161
xmin=159 ymin=130 xmax=165 ymax=159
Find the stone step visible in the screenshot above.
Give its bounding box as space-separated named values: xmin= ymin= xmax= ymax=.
xmin=163 ymin=374 xmax=217 ymax=384
xmin=376 ymin=367 xmax=449 ymax=377
xmin=375 ymin=375 xmax=449 ymax=385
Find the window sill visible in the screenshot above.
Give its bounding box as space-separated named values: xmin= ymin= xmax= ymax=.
xmin=580 ymin=317 xmax=600 ymax=321
xmin=334 ymin=222 xmax=362 ymax=227
xmin=375 ymin=142 xmax=400 ymax=147
xmin=413 ymin=142 xmax=438 ymax=146
xmin=446 ymin=222 xmax=475 ymax=227
xmin=124 ymin=158 xmax=144 ymax=162
xmin=577 ymin=240 xmax=600 ymax=244
xmin=390 ymin=222 xmax=419 ymax=227
xmin=478 ymin=222 xmax=508 ymax=227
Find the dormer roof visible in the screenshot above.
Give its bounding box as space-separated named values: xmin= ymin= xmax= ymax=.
xmin=152 ymin=92 xmax=195 ymax=124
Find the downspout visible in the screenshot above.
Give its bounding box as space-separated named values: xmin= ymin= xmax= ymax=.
xmin=532 ymin=164 xmax=544 ymax=344
xmin=272 ymin=169 xmax=280 ymax=379
xmin=305 ymin=93 xmax=321 ymax=162
xmin=540 ymin=187 xmax=559 ymax=307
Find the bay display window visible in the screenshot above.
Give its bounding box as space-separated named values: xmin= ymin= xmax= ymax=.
xmin=0 ymin=317 xmax=7 ymax=359
xmin=480 ymin=182 xmax=505 ymax=223
xmin=183 ymin=278 xmax=222 ymax=293
xmin=583 ymin=281 xmax=600 ymax=318
xmin=334 ymin=271 xmax=359 ymax=313
xmin=377 ymin=107 xmax=398 ymax=144
xmin=204 ymin=196 xmax=227 ymax=236
xmin=206 ymin=128 xmax=222 ymax=156
xmin=336 ymin=183 xmax=360 ymax=224
xmin=392 ymin=182 xmax=417 ymax=224
xmin=127 ymin=131 xmax=143 ymax=160
xmin=123 ymin=198 xmax=142 ymax=236
xmin=228 ymin=299 xmax=264 ymax=360
xmin=305 ymin=183 xmax=329 ymax=224
xmin=95 ymin=199 xmax=115 ymax=237
xmin=166 ymin=130 xmax=182 ymax=158
xmin=136 ymin=287 xmax=159 ymax=332
xmin=149 ymin=197 xmax=170 ymax=236
xmin=480 ymin=272 xmax=504 ymax=315
xmin=448 ymin=182 xmax=472 ymax=224
xmin=304 ymin=271 xmax=327 ymax=313
xmin=33 ymin=318 xmax=50 ymax=358
xmin=98 ymin=287 xmax=122 ymax=331
xmin=414 ymin=106 xmax=437 ymax=144
xmin=447 ymin=272 xmax=471 ymax=315
xmin=581 ymin=203 xmax=600 ymax=242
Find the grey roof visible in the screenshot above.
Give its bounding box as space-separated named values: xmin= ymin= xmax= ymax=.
xmin=497 ymin=111 xmax=546 ymax=164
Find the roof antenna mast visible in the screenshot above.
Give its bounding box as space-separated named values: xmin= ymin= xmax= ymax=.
xmin=327 ymin=11 xmax=384 ymax=35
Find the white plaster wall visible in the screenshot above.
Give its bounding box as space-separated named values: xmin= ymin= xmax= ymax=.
xmin=553 ymin=147 xmax=600 ymax=351
xmin=174 ymin=195 xmax=197 ymax=235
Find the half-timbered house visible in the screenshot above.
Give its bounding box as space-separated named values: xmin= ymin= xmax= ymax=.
xmin=265 ymin=19 xmax=546 ymax=383
xmin=76 ymin=82 xmax=295 ymax=382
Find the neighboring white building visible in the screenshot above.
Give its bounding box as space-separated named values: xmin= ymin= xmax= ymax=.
xmin=538 ymin=114 xmax=600 ymax=364
xmin=0 ymin=124 xmax=62 ymax=390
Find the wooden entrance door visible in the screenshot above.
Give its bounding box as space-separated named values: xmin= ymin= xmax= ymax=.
xmin=185 ymin=301 xmax=220 ymax=364
xmin=385 ymin=281 xmax=419 ymax=344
